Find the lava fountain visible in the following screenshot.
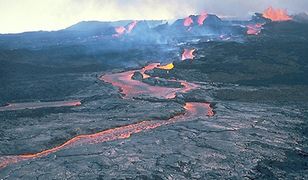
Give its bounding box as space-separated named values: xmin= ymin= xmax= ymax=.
xmin=262 ymin=7 xmax=292 ymax=21
xmin=198 ymin=12 xmax=208 ymax=26
xmin=126 ymin=20 xmax=138 ymax=33
xmin=184 ymin=16 xmax=194 ymax=27
xmin=113 ymin=26 xmax=126 ymax=37
xmin=182 ymin=49 xmax=196 ymax=60
xmin=113 ymin=20 xmax=138 ymax=37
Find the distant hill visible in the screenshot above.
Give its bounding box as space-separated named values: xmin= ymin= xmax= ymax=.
xmin=1 ymin=13 xmax=308 ymax=50
xmin=65 ymin=20 xmax=165 ymax=32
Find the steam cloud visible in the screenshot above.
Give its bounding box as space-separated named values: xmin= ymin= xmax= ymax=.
xmin=0 ymin=0 xmax=307 ymax=33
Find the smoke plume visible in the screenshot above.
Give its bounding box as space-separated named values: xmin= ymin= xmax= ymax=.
xmin=0 ymin=0 xmax=307 ymax=33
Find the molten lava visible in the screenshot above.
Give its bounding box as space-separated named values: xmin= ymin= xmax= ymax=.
xmin=112 ymin=21 xmax=138 ymax=37
xmin=0 ymin=100 xmax=81 ymax=112
xmin=262 ymin=7 xmax=292 ymax=21
xmin=101 ymin=63 xmax=198 ymax=99
xmin=0 ymin=102 xmax=213 ymax=169
xmin=0 ymin=62 xmax=215 ymax=170
xmin=64 ymin=101 xmax=82 ymax=106
xmin=157 ymin=63 xmax=174 ymax=70
xmin=114 ymin=26 xmax=126 ymax=36
xmin=140 ymin=63 xmax=160 ymax=78
xmin=184 ymin=16 xmax=194 ymax=27
xmin=182 ymin=49 xmax=196 ymax=60
xmin=198 ymin=12 xmax=208 ymax=26
xmin=247 ymin=23 xmax=263 ymax=35
xmin=126 ymin=20 xmax=138 ymax=33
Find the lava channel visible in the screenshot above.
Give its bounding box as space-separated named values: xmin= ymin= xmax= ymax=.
xmin=0 ymin=102 xmax=213 ymax=169
xmin=101 ymin=63 xmax=198 ymax=99
xmin=0 ymin=100 xmax=81 ymax=112
xmin=0 ymin=63 xmax=214 ymax=169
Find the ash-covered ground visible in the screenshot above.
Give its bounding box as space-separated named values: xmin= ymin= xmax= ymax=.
xmin=0 ymin=14 xmax=308 ymax=179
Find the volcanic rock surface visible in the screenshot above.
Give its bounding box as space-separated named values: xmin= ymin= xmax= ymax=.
xmin=0 ymin=14 xmax=307 ymax=179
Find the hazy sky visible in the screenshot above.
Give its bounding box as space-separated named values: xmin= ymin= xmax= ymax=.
xmin=0 ymin=0 xmax=307 ymax=33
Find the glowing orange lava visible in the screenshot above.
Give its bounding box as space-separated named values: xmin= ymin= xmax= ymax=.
xmin=198 ymin=12 xmax=208 ymax=26
xmin=0 ymin=102 xmax=213 ymax=169
xmin=157 ymin=63 xmax=174 ymax=70
xmin=184 ymin=16 xmax=194 ymax=27
xmin=0 ymin=63 xmax=215 ymax=170
xmin=126 ymin=20 xmax=138 ymax=33
xmin=140 ymin=63 xmax=160 ymax=78
xmin=112 ymin=21 xmax=138 ymax=37
xmin=246 ymin=23 xmax=263 ymax=35
xmin=64 ymin=101 xmax=82 ymax=106
xmin=182 ymin=49 xmax=196 ymax=60
xmin=0 ymin=100 xmax=81 ymax=112
xmin=113 ymin=26 xmax=126 ymax=37
xmin=101 ymin=63 xmax=198 ymax=99
xmin=262 ymin=7 xmax=292 ymax=21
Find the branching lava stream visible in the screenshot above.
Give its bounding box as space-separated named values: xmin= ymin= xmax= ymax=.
xmin=0 ymin=63 xmax=214 ymax=169
xmin=101 ymin=63 xmax=198 ymax=99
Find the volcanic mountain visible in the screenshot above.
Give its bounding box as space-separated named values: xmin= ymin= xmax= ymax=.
xmin=0 ymin=9 xmax=307 ymax=179
xmin=0 ymin=14 xmax=246 ymax=49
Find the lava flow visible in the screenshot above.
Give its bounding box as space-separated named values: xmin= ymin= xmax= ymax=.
xmin=113 ymin=20 xmax=138 ymax=37
xmin=0 ymin=102 xmax=213 ymax=169
xmin=0 ymin=100 xmax=81 ymax=112
xmin=262 ymin=7 xmax=292 ymax=21
xmin=182 ymin=49 xmax=196 ymax=60
xmin=198 ymin=12 xmax=208 ymax=26
xmin=157 ymin=63 xmax=174 ymax=70
xmin=184 ymin=16 xmax=194 ymax=27
xmin=247 ymin=23 xmax=263 ymax=35
xmin=101 ymin=63 xmax=198 ymax=99
xmin=1 ymin=62 xmax=214 ymax=169
xmin=113 ymin=26 xmax=126 ymax=37
xmin=126 ymin=20 xmax=138 ymax=33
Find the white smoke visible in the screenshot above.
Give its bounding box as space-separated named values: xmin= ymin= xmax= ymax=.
xmin=0 ymin=0 xmax=307 ymax=33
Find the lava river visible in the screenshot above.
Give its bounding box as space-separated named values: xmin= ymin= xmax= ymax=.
xmin=0 ymin=100 xmax=81 ymax=112
xmin=101 ymin=63 xmax=198 ymax=99
xmin=0 ymin=64 xmax=214 ymax=169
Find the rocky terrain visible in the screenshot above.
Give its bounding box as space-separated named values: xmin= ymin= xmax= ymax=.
xmin=0 ymin=12 xmax=307 ymax=179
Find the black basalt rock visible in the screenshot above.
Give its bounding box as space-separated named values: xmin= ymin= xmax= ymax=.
xmin=142 ymin=77 xmax=183 ymax=88
xmin=131 ymin=71 xmax=144 ymax=81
